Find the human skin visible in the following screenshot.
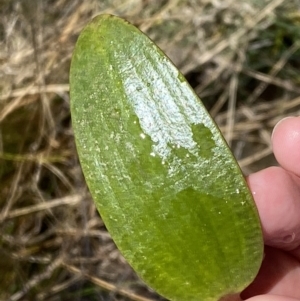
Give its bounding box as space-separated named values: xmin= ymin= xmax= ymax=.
xmin=242 ymin=116 xmax=300 ymax=300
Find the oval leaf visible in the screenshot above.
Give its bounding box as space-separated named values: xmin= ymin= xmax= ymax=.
xmin=70 ymin=14 xmax=263 ymax=301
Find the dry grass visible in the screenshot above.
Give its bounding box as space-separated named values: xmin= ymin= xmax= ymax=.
xmin=0 ymin=0 xmax=300 ymax=300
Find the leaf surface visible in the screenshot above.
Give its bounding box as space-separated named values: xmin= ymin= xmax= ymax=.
xmin=70 ymin=14 xmax=263 ymax=301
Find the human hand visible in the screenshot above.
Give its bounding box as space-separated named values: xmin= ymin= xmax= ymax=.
xmin=242 ymin=117 xmax=300 ymax=301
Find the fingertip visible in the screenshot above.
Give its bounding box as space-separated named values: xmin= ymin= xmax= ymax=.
xmin=271 ymin=117 xmax=294 ymax=140
xmin=247 ymin=166 xmax=300 ymax=250
xmin=272 ymin=116 xmax=300 ymax=177
xmin=245 ymin=295 xmax=300 ymax=301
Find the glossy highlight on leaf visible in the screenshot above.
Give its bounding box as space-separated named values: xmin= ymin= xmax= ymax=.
xmin=70 ymin=14 xmax=263 ymax=301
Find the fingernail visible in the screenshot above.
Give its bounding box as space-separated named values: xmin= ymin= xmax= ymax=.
xmin=282 ymin=232 xmax=296 ymax=243
xmin=271 ymin=116 xmax=294 ymax=140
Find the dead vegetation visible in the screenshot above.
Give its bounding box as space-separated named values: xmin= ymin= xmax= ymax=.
xmin=0 ymin=0 xmax=300 ymax=300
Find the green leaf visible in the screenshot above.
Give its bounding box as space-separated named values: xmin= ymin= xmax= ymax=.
xmin=70 ymin=14 xmax=263 ymax=301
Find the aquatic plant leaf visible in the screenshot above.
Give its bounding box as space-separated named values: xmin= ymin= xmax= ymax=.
xmin=70 ymin=14 xmax=263 ymax=301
